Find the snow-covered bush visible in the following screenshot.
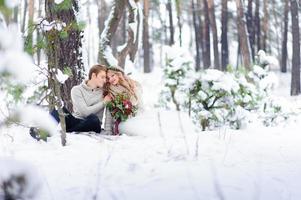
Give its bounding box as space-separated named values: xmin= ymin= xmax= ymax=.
xmin=158 ymin=46 xmax=193 ymax=110
xmin=186 ymin=69 xmax=257 ymax=130
xmin=0 ymin=159 xmax=42 ymax=200
xmin=158 ymin=58 xmax=284 ymax=130
xmin=260 ymin=97 xmax=296 ymax=127
xmin=255 ymin=50 xmax=279 ymax=70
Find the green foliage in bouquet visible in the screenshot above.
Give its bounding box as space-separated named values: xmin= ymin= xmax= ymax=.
xmin=106 ymin=93 xmax=138 ymax=122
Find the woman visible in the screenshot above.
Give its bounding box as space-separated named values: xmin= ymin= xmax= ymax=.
xmin=104 ymin=66 xmax=196 ymax=137
xmin=106 ymin=66 xmax=142 ymax=108
xmin=104 ymin=66 xmax=143 ymax=135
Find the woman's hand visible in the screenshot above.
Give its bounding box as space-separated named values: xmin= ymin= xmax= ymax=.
xmin=103 ymin=94 xmax=112 ymax=104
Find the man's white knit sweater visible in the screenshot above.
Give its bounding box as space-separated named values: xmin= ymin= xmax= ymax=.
xmin=70 ymin=80 xmax=112 ymax=133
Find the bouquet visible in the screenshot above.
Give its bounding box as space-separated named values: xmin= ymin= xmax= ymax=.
xmin=106 ymin=93 xmax=138 ymax=135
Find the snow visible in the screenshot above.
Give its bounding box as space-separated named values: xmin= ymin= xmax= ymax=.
xmin=55 ymin=69 xmax=69 ymax=84
xmin=54 ymin=0 xmax=64 ymax=4
xmin=0 ymin=24 xmax=36 ymax=83
xmin=0 ymin=158 xmax=42 ymax=200
xmin=16 ymin=105 xmax=59 ymax=136
xmin=1 ymin=69 xmax=301 ymax=200
xmin=4 ymin=0 xmax=19 ymax=8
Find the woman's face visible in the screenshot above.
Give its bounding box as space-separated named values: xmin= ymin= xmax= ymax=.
xmin=107 ymin=70 xmax=119 ymax=85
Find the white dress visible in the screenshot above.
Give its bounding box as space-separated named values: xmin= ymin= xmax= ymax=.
xmin=105 ymin=83 xmax=197 ymax=137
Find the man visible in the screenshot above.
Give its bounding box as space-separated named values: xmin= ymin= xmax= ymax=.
xmin=30 ymin=64 xmax=112 ymax=141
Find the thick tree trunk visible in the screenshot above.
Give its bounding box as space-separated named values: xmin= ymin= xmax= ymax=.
xmin=45 ymin=0 xmax=84 ymax=111
xmin=290 ymin=0 xmax=300 ymax=95
xmin=221 ymin=0 xmax=228 ymax=71
xmin=203 ymin=0 xmax=211 ymax=68
xmin=166 ymin=0 xmax=175 ymax=46
xmin=143 ymin=0 xmax=151 ymax=73
xmin=236 ymin=0 xmax=252 ymax=70
xmin=281 ymin=0 xmax=289 ymax=73
xmin=207 ymin=0 xmax=220 ymax=70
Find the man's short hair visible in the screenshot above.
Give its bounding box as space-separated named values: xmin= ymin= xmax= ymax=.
xmin=88 ymin=64 xmax=107 ymax=80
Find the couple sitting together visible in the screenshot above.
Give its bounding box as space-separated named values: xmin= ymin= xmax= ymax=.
xmin=30 ymin=64 xmax=142 ymax=140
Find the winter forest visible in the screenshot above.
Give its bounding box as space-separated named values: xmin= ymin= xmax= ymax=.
xmin=1 ymin=0 xmax=301 ymax=199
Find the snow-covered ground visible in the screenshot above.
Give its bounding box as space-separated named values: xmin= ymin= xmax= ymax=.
xmin=1 ymin=71 xmax=301 ymax=200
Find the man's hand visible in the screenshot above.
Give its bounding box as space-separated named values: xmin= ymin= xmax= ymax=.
xmin=103 ymin=94 xmax=112 ymax=104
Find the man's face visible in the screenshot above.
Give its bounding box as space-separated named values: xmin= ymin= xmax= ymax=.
xmin=92 ymin=71 xmax=106 ymax=88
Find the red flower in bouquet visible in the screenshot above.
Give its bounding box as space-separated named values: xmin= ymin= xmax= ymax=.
xmin=106 ymin=93 xmax=138 ymax=135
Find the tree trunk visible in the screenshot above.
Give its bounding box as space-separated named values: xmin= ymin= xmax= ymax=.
xmin=254 ymin=0 xmax=261 ymax=52
xmin=45 ymin=0 xmax=84 ymax=111
xmin=117 ymin=0 xmax=141 ymax=68
xmin=96 ymin=0 xmax=107 ymax=62
xmin=192 ymin=0 xmax=201 ymax=71
xmin=13 ymin=6 xmax=18 ymax=23
xmin=221 ymin=0 xmax=228 ymax=71
xmin=175 ymin=0 xmax=182 ymax=46
xmin=25 ymin=0 xmax=35 ymax=55
xmin=262 ymin=0 xmax=268 ymax=51
xmin=143 ymin=0 xmax=151 ymax=73
xmin=21 ymin=0 xmax=28 ymax=34
xmin=99 ymin=0 xmax=126 ymax=67
xmin=207 ymin=0 xmax=220 ymax=70
xmin=247 ymin=0 xmax=255 ymax=59
xmin=37 ymin=0 xmax=43 ymax=65
xmin=99 ymin=0 xmax=141 ymax=69
xmin=281 ymin=0 xmax=289 ymax=73
xmin=203 ymin=0 xmax=211 ymax=68
xmin=196 ymin=0 xmax=204 ymax=70
xmin=290 ymin=0 xmax=300 ymax=95
xmin=166 ymin=0 xmax=175 ymax=46
xmin=235 ymin=0 xmax=252 ymax=70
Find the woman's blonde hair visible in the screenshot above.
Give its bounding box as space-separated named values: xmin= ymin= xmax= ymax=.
xmin=107 ymin=69 xmax=138 ymax=100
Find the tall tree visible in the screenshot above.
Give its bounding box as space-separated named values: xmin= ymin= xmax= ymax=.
xmin=281 ymin=0 xmax=289 ymax=73
xmin=196 ymin=0 xmax=204 ymax=70
xmin=36 ymin=0 xmax=43 ymax=65
xmin=166 ymin=0 xmax=175 ymax=46
xmin=246 ymin=0 xmax=255 ymax=59
xmin=262 ymin=0 xmax=268 ymax=51
xmin=221 ymin=0 xmax=228 ymax=71
xmin=203 ymin=0 xmax=211 ymax=68
xmin=175 ymin=0 xmax=182 ymax=46
xmin=290 ymin=0 xmax=300 ymax=95
xmin=99 ymin=0 xmax=126 ymax=67
xmin=96 ymin=0 xmax=107 ymax=62
xmin=25 ymin=0 xmax=35 ymax=55
xmin=192 ymin=0 xmax=201 ymax=71
xmin=143 ymin=0 xmax=151 ymax=73
xmin=99 ymin=0 xmax=141 ymax=68
xmin=45 ymin=0 xmax=84 ymax=111
xmin=236 ymin=0 xmax=251 ymax=70
xmin=21 ymin=0 xmax=28 ymax=34
xmin=207 ymin=0 xmax=220 ymax=69
xmin=254 ymin=0 xmax=261 ymax=52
